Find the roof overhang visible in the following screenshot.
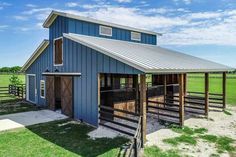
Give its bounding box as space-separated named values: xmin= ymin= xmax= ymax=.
xmin=21 ymin=40 xmax=49 ymax=72
xmin=63 ymin=33 xmax=235 ymax=74
xmin=146 ymin=69 xmax=234 ymax=74
xmin=43 ymin=10 xmax=162 ymax=36
xmin=42 ymin=72 xmax=81 ymax=76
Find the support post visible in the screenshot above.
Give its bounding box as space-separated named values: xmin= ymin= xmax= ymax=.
xmin=184 ymin=73 xmax=187 ymax=96
xmin=205 ymin=73 xmax=209 ymax=117
xmin=179 ymin=74 xmax=184 ymax=126
xmin=133 ymin=75 xmax=139 ymax=114
xmin=139 ymin=74 xmax=147 ymax=144
xmin=223 ymin=72 xmax=226 ymax=109
xmin=164 ymin=75 xmax=167 ymax=104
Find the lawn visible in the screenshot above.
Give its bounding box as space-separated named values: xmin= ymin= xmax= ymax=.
xmin=0 ymin=74 xmax=25 ymax=101
xmin=0 ymin=74 xmax=25 ymax=87
xmin=0 ymin=120 xmax=129 ymax=157
xmin=187 ymin=73 xmax=236 ymax=105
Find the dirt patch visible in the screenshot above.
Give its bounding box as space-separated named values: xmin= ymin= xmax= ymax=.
xmin=146 ymin=106 xmax=236 ymax=157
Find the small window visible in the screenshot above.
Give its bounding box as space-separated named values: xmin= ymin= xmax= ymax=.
xmin=99 ymin=25 xmax=112 ymax=36
xmin=40 ymin=80 xmax=45 ymax=98
xmin=54 ymin=37 xmax=63 ymax=66
xmin=131 ymin=32 xmax=141 ymax=41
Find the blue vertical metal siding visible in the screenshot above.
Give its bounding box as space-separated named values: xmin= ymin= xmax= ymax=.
xmin=26 ymin=16 xmax=148 ymax=126
xmin=67 ymin=38 xmax=143 ymax=126
xmin=26 ymin=46 xmax=50 ymax=106
xmin=67 ymin=18 xmax=157 ymax=45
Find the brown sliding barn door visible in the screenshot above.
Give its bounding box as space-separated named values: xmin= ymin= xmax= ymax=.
xmin=46 ymin=76 xmax=55 ymax=110
xmin=61 ymin=76 xmax=73 ymax=117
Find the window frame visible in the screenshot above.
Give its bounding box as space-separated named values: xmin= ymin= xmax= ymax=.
xmin=131 ymin=31 xmax=141 ymax=41
xmin=99 ymin=25 xmax=113 ymax=37
xmin=40 ymin=80 xmax=45 ymax=99
xmin=53 ymin=37 xmax=63 ymax=66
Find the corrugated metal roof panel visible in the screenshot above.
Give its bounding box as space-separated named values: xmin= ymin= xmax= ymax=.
xmin=64 ymin=33 xmax=234 ymax=73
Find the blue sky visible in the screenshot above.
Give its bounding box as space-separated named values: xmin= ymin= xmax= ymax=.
xmin=0 ymin=0 xmax=236 ymax=68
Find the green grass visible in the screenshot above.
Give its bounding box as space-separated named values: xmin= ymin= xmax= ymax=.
xmin=0 ymin=100 xmax=38 ymax=115
xmin=223 ymin=110 xmax=232 ymax=115
xmin=170 ymin=125 xmax=208 ymax=135
xmin=0 ymin=74 xmax=25 ymax=101
xmin=199 ymin=135 xmax=236 ymax=153
xmin=0 ymin=74 xmax=25 ymax=87
xmin=187 ymin=74 xmax=236 ymax=105
xmin=0 ymin=120 xmax=129 ymax=157
xmin=144 ymin=146 xmax=180 ymax=157
xmin=163 ymin=135 xmax=197 ymax=146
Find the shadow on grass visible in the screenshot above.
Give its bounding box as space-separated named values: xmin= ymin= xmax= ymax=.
xmin=0 ymin=100 xmax=38 ymax=115
xmin=26 ymin=119 xmax=129 ymax=157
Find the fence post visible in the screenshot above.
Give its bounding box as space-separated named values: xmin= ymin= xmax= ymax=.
xmin=205 ymin=73 xmax=209 ymax=118
xmin=134 ymin=137 xmax=137 ymax=157
xmin=8 ymin=85 xmax=11 ymax=94
xmin=141 ymin=116 xmax=144 ymax=148
xmin=17 ymin=87 xmax=20 ymax=97
xmin=223 ymin=72 xmax=226 ymax=110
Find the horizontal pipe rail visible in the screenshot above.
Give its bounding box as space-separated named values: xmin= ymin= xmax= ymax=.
xmin=99 ymin=123 xmax=134 ymax=136
xmin=100 ymin=105 xmax=139 ymax=116
xmin=99 ymin=110 xmax=139 ymax=123
xmin=100 ymin=117 xmax=137 ymax=131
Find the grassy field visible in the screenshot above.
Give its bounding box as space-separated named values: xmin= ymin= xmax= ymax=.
xmin=0 ymin=74 xmax=25 ymax=87
xmin=0 ymin=120 xmax=129 ymax=157
xmin=187 ymin=74 xmax=236 ymax=105
xmin=0 ymin=74 xmax=25 ymax=101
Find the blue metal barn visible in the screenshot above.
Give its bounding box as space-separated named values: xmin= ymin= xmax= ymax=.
xmin=22 ymin=11 xmax=233 ymax=128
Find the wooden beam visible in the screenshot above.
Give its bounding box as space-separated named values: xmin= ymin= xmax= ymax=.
xmin=178 ymin=74 xmax=184 ymax=126
xmin=223 ymin=72 xmax=227 ymax=109
xmin=139 ymin=74 xmax=147 ymax=143
xmin=205 ymin=73 xmax=209 ymax=117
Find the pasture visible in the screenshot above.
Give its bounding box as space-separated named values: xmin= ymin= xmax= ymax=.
xmin=0 ymin=74 xmax=25 ymax=87
xmin=187 ymin=73 xmax=236 ymax=105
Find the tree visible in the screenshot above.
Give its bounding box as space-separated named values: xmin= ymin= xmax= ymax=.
xmin=9 ymin=74 xmax=22 ymax=85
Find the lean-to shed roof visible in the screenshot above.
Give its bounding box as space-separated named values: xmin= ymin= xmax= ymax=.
xmin=64 ymin=33 xmax=234 ymax=74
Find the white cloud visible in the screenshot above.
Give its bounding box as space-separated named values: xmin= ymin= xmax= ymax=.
xmin=14 ymin=5 xmax=236 ymax=46
xmin=0 ymin=25 xmax=8 ymax=31
xmin=173 ymin=0 xmax=192 ymax=5
xmin=0 ymin=1 xmax=11 ymax=10
xmin=65 ymin=2 xmax=79 ymax=7
xmin=26 ymin=4 xmax=37 ymax=8
xmin=13 ymin=15 xmax=28 ymax=21
xmin=183 ymin=0 xmax=192 ymax=5
xmin=188 ymin=12 xmax=222 ymax=19
xmin=115 ymin=0 xmax=132 ymax=3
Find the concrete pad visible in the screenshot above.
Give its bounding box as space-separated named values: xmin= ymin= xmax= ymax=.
xmin=0 ymin=110 xmax=68 ymax=132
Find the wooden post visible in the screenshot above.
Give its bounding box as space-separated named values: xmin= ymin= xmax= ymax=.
xmin=223 ymin=72 xmax=226 ymax=109
xmin=205 ymin=73 xmax=209 ymax=117
xmin=179 ymin=74 xmax=184 ymax=126
xmin=139 ymin=74 xmax=147 ymax=143
xmin=133 ymin=75 xmax=139 ymax=114
xmin=164 ymin=75 xmax=167 ymax=104
xmin=184 ymin=74 xmax=187 ymax=96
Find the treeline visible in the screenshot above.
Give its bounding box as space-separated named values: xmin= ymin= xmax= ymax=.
xmin=0 ymin=66 xmax=22 ymax=73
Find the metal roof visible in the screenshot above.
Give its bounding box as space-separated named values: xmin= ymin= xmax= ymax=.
xmin=43 ymin=10 xmax=161 ymax=36
xmin=21 ymin=40 xmax=49 ymax=72
xmin=64 ymin=33 xmax=234 ymax=74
